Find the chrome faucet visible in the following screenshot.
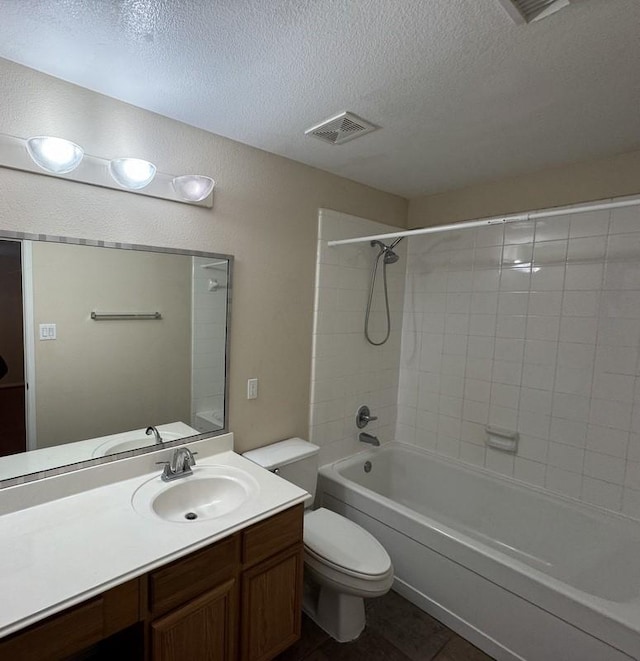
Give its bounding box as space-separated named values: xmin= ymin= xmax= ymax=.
xmin=146 ymin=426 xmax=163 ymax=444
xmin=356 ymin=405 xmax=378 ymax=429
xmin=359 ymin=432 xmax=380 ymax=446
xmin=158 ymin=447 xmax=197 ymax=481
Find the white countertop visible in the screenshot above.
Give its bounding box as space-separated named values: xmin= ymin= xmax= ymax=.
xmin=0 ymin=433 xmax=308 ymax=638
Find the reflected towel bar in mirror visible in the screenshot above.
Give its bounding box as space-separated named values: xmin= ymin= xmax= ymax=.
xmin=91 ymin=312 xmax=162 ymax=321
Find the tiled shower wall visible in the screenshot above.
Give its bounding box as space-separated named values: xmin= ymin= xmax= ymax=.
xmin=310 ymin=210 xmax=405 ymax=465
xmin=396 ymin=199 xmax=640 ymax=518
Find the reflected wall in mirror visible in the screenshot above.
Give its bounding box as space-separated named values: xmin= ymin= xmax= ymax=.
xmin=0 ymin=232 xmax=232 ymax=483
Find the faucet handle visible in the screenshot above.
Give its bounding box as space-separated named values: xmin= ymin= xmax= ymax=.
xmin=356 ymin=405 xmax=378 ymax=429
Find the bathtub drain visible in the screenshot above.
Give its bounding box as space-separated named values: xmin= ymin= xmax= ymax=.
xmin=364 ymin=461 xmax=372 ymax=473
xmin=185 ymin=512 xmax=198 ymax=520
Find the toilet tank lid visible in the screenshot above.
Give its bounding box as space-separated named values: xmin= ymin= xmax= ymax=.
xmin=242 ymin=438 xmax=319 ymax=470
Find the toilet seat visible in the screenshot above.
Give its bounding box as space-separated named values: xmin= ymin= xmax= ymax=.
xmin=304 ymin=508 xmax=392 ymax=580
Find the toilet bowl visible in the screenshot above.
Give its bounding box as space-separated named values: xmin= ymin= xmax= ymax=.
xmin=242 ymin=438 xmax=393 ymax=642
xmin=302 ymin=507 xmax=393 ymax=641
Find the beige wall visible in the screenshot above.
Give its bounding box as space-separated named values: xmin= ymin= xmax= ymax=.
xmin=0 ymin=58 xmax=408 ymax=454
xmin=409 ymin=149 xmax=640 ymax=228
xmin=31 ymin=242 xmax=191 ymax=448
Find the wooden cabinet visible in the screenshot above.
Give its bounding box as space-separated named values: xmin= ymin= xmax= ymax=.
xmin=240 ymin=506 xmax=304 ymax=661
xmin=0 ymin=504 xmax=304 ymax=661
xmin=240 ymin=546 xmax=303 ymax=661
xmin=151 ymin=579 xmax=237 ymax=661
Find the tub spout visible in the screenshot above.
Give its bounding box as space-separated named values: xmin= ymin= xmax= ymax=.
xmin=359 ymin=432 xmax=380 ymax=446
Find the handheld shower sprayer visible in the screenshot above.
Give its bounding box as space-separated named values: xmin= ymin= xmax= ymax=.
xmin=364 ymin=237 xmax=404 ymax=345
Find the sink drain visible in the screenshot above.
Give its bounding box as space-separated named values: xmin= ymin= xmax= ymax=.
xmin=184 ymin=512 xmax=198 ymax=520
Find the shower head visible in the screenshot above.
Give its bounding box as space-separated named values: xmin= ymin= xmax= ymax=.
xmin=383 ymin=249 xmax=400 ymax=264
xmin=371 ymin=237 xmax=403 ymax=264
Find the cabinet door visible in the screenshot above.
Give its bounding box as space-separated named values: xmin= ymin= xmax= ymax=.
xmin=151 ymin=578 xmax=237 ymax=661
xmin=240 ymin=544 xmax=304 ymax=661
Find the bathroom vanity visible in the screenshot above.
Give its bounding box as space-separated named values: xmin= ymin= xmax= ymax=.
xmin=0 ymin=434 xmax=308 ymax=661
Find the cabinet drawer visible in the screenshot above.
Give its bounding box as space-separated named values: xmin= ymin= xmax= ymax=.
xmin=0 ymin=598 xmax=104 ymax=661
xmin=0 ymin=579 xmax=140 ymax=661
xmin=149 ymin=534 xmax=240 ymax=616
xmin=242 ymin=504 xmax=303 ymax=568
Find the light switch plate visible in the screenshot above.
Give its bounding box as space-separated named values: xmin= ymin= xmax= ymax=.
xmin=247 ymin=378 xmax=258 ymax=400
xmin=39 ymin=323 xmax=56 ymax=340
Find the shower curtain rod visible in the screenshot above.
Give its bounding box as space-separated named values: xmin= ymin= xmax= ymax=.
xmin=326 ymin=196 xmax=640 ymax=247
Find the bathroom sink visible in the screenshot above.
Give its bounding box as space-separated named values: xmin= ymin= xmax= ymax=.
xmin=132 ymin=465 xmax=260 ymax=523
xmin=92 ymin=431 xmax=186 ymax=457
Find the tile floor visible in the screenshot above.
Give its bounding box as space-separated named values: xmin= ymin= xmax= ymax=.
xmin=277 ymin=590 xmax=495 ymax=661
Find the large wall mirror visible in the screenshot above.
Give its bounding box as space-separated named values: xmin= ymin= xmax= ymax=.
xmin=0 ymin=231 xmax=232 ymax=484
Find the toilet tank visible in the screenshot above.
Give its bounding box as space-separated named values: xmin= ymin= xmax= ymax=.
xmin=243 ymin=438 xmax=319 ymax=505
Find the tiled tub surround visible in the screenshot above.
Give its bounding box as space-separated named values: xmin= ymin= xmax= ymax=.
xmin=310 ymin=210 xmax=406 ymax=465
xmin=396 ymin=200 xmax=640 ymax=518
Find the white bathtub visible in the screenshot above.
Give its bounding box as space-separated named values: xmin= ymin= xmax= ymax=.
xmin=317 ymin=442 xmax=640 ymax=661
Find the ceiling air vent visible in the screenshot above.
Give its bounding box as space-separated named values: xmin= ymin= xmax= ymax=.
xmin=497 ymin=0 xmax=571 ymax=23
xmin=304 ymin=111 xmax=378 ymax=145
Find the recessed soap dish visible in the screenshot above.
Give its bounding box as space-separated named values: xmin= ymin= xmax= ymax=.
xmin=485 ymin=425 xmax=519 ymax=453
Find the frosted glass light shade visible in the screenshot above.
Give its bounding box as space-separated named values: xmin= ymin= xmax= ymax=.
xmin=172 ymin=175 xmax=215 ymax=202
xmin=109 ymin=158 xmax=156 ymax=189
xmin=26 ymin=136 xmax=84 ymax=174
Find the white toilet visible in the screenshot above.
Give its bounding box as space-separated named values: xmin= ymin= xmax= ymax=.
xmin=243 ymin=438 xmax=393 ymax=642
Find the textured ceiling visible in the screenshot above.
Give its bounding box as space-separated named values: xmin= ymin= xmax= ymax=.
xmin=0 ymin=0 xmax=638 ymax=198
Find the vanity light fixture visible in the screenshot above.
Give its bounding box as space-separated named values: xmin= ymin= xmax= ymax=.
xmin=26 ymin=136 xmax=84 ymax=174
xmin=109 ymin=157 xmax=157 ymax=190
xmin=0 ymin=132 xmax=214 ymax=207
xmin=172 ymin=175 xmax=215 ymax=202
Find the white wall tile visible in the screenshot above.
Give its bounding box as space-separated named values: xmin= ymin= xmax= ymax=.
xmin=518 ymin=411 xmax=551 ymax=439
xmin=459 ymin=442 xmax=486 ymax=467
xmin=518 ymin=434 xmax=549 ymax=462
xmin=483 ymin=448 xmax=513 ymax=477
xmin=562 ymin=291 xmax=600 ymax=317
xmin=609 ymin=206 xmax=640 ymax=235
xmin=475 ymin=226 xmax=505 ymax=247
xmin=581 ymin=478 xmax=622 ymax=510
xmin=505 ymin=223 xmax=534 ymax=245
xmin=523 ymin=339 xmax=558 ymax=365
xmin=519 ymin=387 xmax=552 ymax=414
xmin=535 ymin=217 xmax=570 ymax=242
xmin=530 ymin=265 xmax=565 ymax=291
xmin=568 ymin=209 xmax=610 ymax=238
xmin=494 ymin=338 xmax=524 ymax=362
xmin=567 ymin=236 xmax=607 ymax=263
xmin=389 ymin=202 xmax=640 ymax=520
xmin=565 ymin=264 xmax=604 ymax=291
xmin=526 ymin=316 xmax=560 ymax=342
xmin=622 ymin=486 xmax=640 ymax=518
xmin=552 ymin=393 xmax=590 ymax=422
xmin=528 ymin=291 xmax=562 ymax=316
xmin=546 ymin=466 xmax=582 ymax=499
xmin=607 ymin=233 xmax=640 ymax=262
xmin=547 ymin=441 xmax=584 ymax=473
xmin=583 ymin=451 xmax=626 ymax=484
xmin=550 ymin=418 xmax=587 ymax=448
xmin=586 ymin=425 xmax=629 ymax=459
xmin=533 ymin=240 xmax=567 ymax=266
xmin=514 ymin=458 xmax=546 ymax=487
xmin=522 ymin=364 xmax=555 ymax=390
